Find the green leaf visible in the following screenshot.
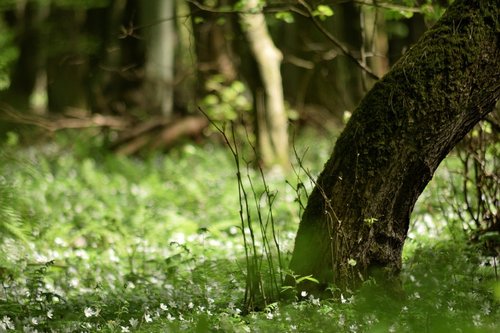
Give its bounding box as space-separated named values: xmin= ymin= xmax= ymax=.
xmin=275 ymin=12 xmax=294 ymax=24
xmin=296 ymin=275 xmax=319 ymax=284
xmin=312 ymin=5 xmax=334 ymax=21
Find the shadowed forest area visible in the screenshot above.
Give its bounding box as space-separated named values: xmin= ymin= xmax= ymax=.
xmin=0 ymin=0 xmax=499 ymax=332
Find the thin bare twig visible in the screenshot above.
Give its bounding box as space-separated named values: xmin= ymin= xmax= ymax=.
xmin=353 ymin=0 xmax=422 ymax=13
xmin=298 ymin=0 xmax=381 ymax=81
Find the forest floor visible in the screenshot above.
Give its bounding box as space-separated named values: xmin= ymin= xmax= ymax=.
xmin=0 ymin=129 xmax=498 ymax=332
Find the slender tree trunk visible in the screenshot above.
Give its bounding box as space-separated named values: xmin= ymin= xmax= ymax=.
xmin=141 ymin=0 xmax=175 ymax=116
xmin=6 ymin=1 xmax=49 ymax=113
xmin=287 ymin=0 xmax=499 ymax=293
xmin=46 ymin=6 xmax=88 ymax=113
xmin=240 ymin=0 xmax=289 ymax=170
xmin=84 ymin=0 xmax=126 ymax=114
xmin=189 ymin=0 xmax=238 ymax=95
xmin=360 ymin=3 xmax=389 ymax=89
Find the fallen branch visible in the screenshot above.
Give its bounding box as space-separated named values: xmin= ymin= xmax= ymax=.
xmin=0 ymin=104 xmax=209 ymax=154
xmin=114 ymin=116 xmax=209 ymax=155
xmin=0 ymin=104 xmax=130 ymax=131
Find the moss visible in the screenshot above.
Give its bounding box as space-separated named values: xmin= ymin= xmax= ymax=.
xmin=289 ymin=0 xmax=499 ymax=292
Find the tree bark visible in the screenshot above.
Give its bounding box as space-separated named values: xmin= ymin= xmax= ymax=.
xmin=189 ymin=0 xmax=238 ymax=92
xmin=5 ymin=1 xmax=49 ymax=113
xmin=46 ymin=6 xmax=88 ymax=113
xmin=287 ymin=0 xmax=499 ymax=293
xmin=240 ymin=0 xmax=289 ymax=170
xmin=141 ymin=0 xmax=175 ymax=116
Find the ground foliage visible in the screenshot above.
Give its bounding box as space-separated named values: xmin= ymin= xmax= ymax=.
xmin=0 ymin=130 xmax=498 ymax=332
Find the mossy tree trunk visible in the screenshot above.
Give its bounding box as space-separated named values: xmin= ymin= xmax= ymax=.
xmin=287 ymin=0 xmax=499 ymax=293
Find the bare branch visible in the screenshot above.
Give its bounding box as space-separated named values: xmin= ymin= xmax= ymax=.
xmin=353 ymin=0 xmax=422 ymax=13
xmin=298 ymin=0 xmax=381 ymax=81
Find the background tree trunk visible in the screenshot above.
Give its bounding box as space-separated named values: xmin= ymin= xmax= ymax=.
xmin=240 ymin=0 xmax=289 ymax=170
xmin=189 ymin=0 xmax=238 ymax=94
xmin=360 ymin=2 xmax=389 ymax=89
xmin=46 ymin=6 xmax=88 ymax=113
xmin=287 ymin=0 xmax=499 ymax=293
xmin=5 ymin=1 xmax=49 ymax=113
xmin=141 ymin=0 xmax=175 ymax=116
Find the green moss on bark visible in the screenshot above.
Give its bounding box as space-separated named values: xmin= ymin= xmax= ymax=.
xmin=288 ymin=0 xmax=500 ymax=294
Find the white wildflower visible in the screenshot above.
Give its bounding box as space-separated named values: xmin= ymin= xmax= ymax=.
xmin=69 ymin=277 xmax=79 ymax=288
xmin=300 ymin=291 xmax=307 ymax=297
xmin=54 ymin=237 xmax=67 ymax=247
xmin=266 ymin=312 xmax=274 ymax=320
xmin=84 ymin=307 xmax=100 ymax=318
xmin=188 ymin=302 xmax=194 ymax=309
xmin=160 ymin=303 xmax=168 ymax=311
xmin=120 ymin=326 xmax=130 ymax=333
xmin=74 ymin=249 xmax=89 ymax=260
xmin=2 ymin=316 xmax=14 ymax=330
xmin=338 ymin=314 xmax=345 ymax=326
xmin=309 ymin=295 xmax=320 ymax=306
xmin=47 ymin=310 xmax=53 ymax=319
xmin=229 ymin=226 xmax=238 ymax=235
xmin=129 ymin=318 xmax=138 ymax=328
xmin=108 ymin=249 xmax=120 ymax=263
xmin=23 ymin=326 xmax=38 ymax=333
xmin=166 ymin=313 xmax=175 ymax=322
xmin=144 ymin=313 xmax=152 ymax=323
xmin=481 ymin=303 xmax=491 ymax=315
xmin=472 ymin=314 xmax=481 ymax=327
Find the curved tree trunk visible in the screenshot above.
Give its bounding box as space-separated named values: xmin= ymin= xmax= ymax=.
xmin=287 ymin=0 xmax=499 ymax=293
xmin=240 ymin=0 xmax=289 ymax=170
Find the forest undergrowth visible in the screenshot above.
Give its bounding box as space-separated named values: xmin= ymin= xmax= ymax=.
xmin=0 ymin=129 xmax=498 ymax=332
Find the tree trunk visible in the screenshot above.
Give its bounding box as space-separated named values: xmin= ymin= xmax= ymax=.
xmin=240 ymin=0 xmax=289 ymax=170
xmin=141 ymin=0 xmax=175 ymax=116
xmin=360 ymin=2 xmax=389 ymax=89
xmin=5 ymin=1 xmax=49 ymax=113
xmin=287 ymin=0 xmax=499 ymax=293
xmin=83 ymin=0 xmax=127 ymax=114
xmin=189 ymin=0 xmax=238 ymax=94
xmin=46 ymin=6 xmax=88 ymax=113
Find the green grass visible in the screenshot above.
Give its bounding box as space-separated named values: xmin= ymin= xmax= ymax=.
xmin=0 ymin=130 xmax=498 ymax=332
